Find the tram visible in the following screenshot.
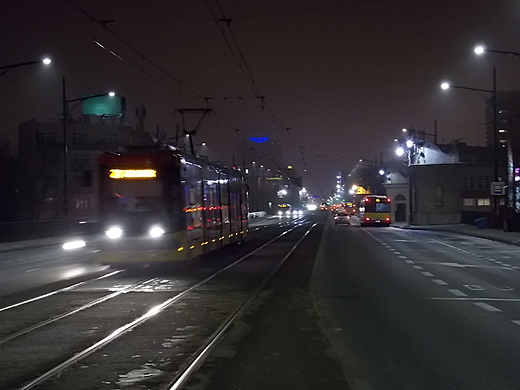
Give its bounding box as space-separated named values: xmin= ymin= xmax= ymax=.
xmin=358 ymin=195 xmax=391 ymax=227
xmin=95 ymin=145 xmax=248 ymax=265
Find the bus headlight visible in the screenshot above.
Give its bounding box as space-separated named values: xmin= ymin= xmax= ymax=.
xmin=149 ymin=226 xmax=165 ymax=238
xmin=106 ymin=226 xmax=123 ymax=239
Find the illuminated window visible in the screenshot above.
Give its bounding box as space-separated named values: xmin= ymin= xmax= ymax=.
xmin=477 ymin=198 xmax=491 ymax=206
xmin=462 ymin=198 xmax=476 ymax=207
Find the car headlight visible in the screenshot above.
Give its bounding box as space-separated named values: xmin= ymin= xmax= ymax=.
xmin=286 ymin=211 xmax=291 ymax=216
xmin=298 ymin=210 xmax=303 ymax=215
xmin=149 ymin=226 xmax=165 ymax=238
xmin=106 ymin=226 xmax=123 ymax=239
xmin=278 ymin=211 xmax=283 ymax=216
xmin=63 ymin=240 xmax=86 ymax=250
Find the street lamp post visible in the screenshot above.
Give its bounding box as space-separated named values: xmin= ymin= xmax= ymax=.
xmin=441 ymin=68 xmax=500 ymax=214
xmin=474 ymin=46 xmax=520 ymax=58
xmin=474 ymin=45 xmax=520 ymax=218
xmin=0 ymin=58 xmax=51 ymax=77
xmin=62 ymin=76 xmax=115 ymax=217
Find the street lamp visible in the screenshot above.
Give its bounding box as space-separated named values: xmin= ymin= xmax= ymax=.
xmin=0 ymin=58 xmax=51 ymax=76
xmin=474 ymin=45 xmax=520 ymax=58
xmin=441 ymin=68 xmax=500 ymax=216
xmin=62 ymin=76 xmax=116 ymax=217
xmin=440 ymin=68 xmax=498 ymax=182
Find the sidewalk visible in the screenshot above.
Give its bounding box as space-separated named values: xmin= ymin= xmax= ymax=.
xmin=392 ymin=221 xmax=520 ymax=246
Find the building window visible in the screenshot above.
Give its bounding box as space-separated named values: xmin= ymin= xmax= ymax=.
xmin=462 ymin=198 xmax=476 ymax=207
xmin=463 ymin=175 xmax=490 ymax=190
xmin=72 ymin=133 xmax=88 ymax=145
xmin=36 ymin=132 xmax=57 ymax=146
xmin=477 ymin=198 xmax=491 ymax=206
xmin=434 ymin=185 xmax=443 ymax=207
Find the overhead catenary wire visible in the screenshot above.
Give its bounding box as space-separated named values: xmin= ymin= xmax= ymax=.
xmin=56 ymin=1 xmax=264 ymax=162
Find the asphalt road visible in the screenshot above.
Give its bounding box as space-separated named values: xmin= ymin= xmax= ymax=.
xmin=312 ymin=218 xmax=520 ymax=390
xmin=4 ymin=213 xmax=520 ymax=389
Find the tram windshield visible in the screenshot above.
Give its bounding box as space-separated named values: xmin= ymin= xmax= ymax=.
xmin=102 ymin=179 xmax=167 ymax=227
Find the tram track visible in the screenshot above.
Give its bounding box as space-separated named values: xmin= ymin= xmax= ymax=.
xmin=0 ymin=214 xmax=317 ymax=390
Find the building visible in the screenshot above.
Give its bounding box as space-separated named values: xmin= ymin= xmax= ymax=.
xmin=485 ymin=91 xmax=520 ymax=210
xmin=18 ymin=117 xmax=152 ymax=221
xmin=237 ymin=163 xmax=302 ymax=214
xmin=384 ymin=139 xmax=500 ymax=225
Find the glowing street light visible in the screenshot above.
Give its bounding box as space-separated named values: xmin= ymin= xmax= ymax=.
xmin=474 ymin=45 xmax=520 ymax=58
xmin=62 ymin=76 xmax=117 ymax=217
xmin=0 ymin=57 xmax=52 ymax=76
xmin=440 ymin=69 xmax=497 ymax=182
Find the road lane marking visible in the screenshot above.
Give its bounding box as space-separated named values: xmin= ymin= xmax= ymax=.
xmin=473 ymin=302 xmax=502 ymax=312
xmin=399 ymin=256 xmax=408 ymax=259
xmin=512 ymin=320 xmax=520 ymax=326
xmin=416 ymin=261 xmax=512 ymax=270
xmin=421 ymin=271 xmax=434 ymax=277
xmin=404 ymin=259 xmax=414 ymax=263
xmin=491 ymin=285 xmax=514 ymax=292
xmin=432 ymin=279 xmax=448 ymax=285
xmin=464 ymin=284 xmax=485 ymax=291
xmin=448 ymin=289 xmax=467 ymax=297
xmin=413 ymin=265 xmax=423 ymax=269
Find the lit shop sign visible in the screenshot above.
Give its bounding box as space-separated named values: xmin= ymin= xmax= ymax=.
xmin=109 ymin=169 xmax=157 ymax=179
xmin=249 ymin=137 xmax=269 ymax=143
xmin=266 ymin=177 xmax=282 ymax=181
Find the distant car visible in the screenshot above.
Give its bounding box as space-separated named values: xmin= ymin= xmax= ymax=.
xmin=334 ymin=212 xmax=350 ymax=225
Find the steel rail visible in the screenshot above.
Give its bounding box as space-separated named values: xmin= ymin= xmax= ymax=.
xmin=166 ymin=222 xmax=317 ymax=390
xmin=0 ymin=270 xmax=123 ymax=313
xmin=0 ymin=276 xmax=159 ymax=345
xmin=16 ymin=222 xmax=308 ymax=390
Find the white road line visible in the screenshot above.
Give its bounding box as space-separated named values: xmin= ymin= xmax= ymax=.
xmin=404 ymin=259 xmax=414 ymax=263
xmin=399 ymin=255 xmax=408 ymax=259
xmin=432 ymin=279 xmax=448 ymax=285
xmin=473 ymin=302 xmax=502 ymax=312
xmin=512 ymin=320 xmax=520 ymax=326
xmin=464 ymin=285 xmax=485 ymax=291
xmin=448 ymin=289 xmax=467 ymax=297
xmin=412 ymin=265 xmax=423 ymax=269
xmin=421 ymin=271 xmax=434 ymax=277
xmin=393 ymin=251 xmax=401 ymax=255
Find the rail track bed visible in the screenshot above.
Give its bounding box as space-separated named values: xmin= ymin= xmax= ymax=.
xmin=0 ymin=216 xmax=316 ymax=390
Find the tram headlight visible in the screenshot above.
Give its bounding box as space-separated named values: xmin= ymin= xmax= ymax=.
xmin=149 ymin=225 xmax=165 ymax=238
xmin=106 ymin=226 xmax=123 ymax=239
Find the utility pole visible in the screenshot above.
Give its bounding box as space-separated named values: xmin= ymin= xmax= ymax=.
xmin=177 ymin=109 xmax=211 ymax=155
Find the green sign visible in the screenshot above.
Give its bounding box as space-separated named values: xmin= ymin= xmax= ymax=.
xmin=82 ymin=95 xmax=122 ymax=116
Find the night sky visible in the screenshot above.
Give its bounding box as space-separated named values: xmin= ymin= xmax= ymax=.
xmin=2 ymin=0 xmax=520 ymax=197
